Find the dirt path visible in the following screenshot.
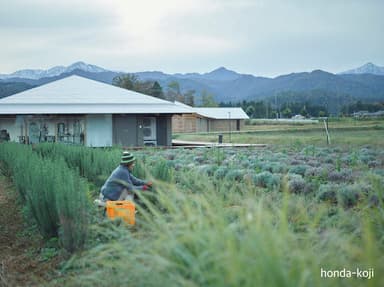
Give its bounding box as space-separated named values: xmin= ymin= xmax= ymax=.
xmin=0 ymin=175 xmax=60 ymax=287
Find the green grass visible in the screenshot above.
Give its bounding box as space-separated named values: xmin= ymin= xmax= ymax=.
xmin=173 ymin=118 xmax=384 ymax=147
xmin=52 ymin=179 xmax=384 ymax=287
xmin=48 ymin=142 xmax=384 ymax=287
xmin=2 ymin=123 xmax=382 ymax=286
xmin=0 ymin=143 xmax=90 ymax=253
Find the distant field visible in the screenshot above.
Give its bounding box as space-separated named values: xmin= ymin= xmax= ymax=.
xmin=173 ymin=118 xmax=384 ymax=147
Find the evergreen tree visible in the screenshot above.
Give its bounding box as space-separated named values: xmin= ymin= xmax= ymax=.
xmin=150 ymin=81 xmax=165 ymax=99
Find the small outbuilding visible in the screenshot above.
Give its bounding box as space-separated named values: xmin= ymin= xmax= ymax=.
xmin=172 ymin=102 xmax=249 ymax=133
xmin=0 ymin=75 xmax=190 ymax=147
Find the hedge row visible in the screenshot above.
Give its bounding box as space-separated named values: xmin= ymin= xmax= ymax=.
xmin=0 ymin=143 xmax=89 ymax=252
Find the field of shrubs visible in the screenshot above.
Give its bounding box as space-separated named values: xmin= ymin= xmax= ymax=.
xmin=0 ymin=142 xmax=383 ymax=286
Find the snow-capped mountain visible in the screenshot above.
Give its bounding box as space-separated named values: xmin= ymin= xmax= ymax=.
xmin=339 ymin=62 xmax=384 ymax=76
xmin=66 ymin=62 xmax=108 ymax=73
xmin=0 ymin=61 xmax=109 ymax=80
xmin=1 ymin=61 xmax=384 ymax=115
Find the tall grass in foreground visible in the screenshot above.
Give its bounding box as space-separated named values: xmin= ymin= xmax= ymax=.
xmin=0 ymin=143 xmax=89 ymax=252
xmin=54 ymin=175 xmax=383 ymax=287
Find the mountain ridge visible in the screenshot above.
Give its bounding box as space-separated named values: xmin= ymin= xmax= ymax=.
xmin=1 ymin=62 xmax=383 ymax=114
xmin=0 ymin=61 xmax=109 ymax=80
xmin=339 ymin=62 xmax=384 ymax=76
xmin=2 ymin=61 xmax=384 ymax=81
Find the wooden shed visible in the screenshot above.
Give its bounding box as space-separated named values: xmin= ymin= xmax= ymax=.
xmin=172 ymin=102 xmax=249 ymax=133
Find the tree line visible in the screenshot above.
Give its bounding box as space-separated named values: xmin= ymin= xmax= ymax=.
xmin=113 ymin=74 xmax=383 ymax=117
xmin=113 ymin=74 xmax=219 ymax=107
xmin=219 ymin=100 xmax=329 ymax=118
xmin=340 ymin=101 xmax=384 ymax=114
xmin=222 ymin=99 xmax=384 ymax=118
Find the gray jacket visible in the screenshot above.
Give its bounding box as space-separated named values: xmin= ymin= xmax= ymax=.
xmin=101 ymin=165 xmax=146 ymax=200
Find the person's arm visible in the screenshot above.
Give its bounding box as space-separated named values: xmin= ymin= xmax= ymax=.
xmin=129 ymin=173 xmax=153 ymax=190
xmin=129 ymin=173 xmax=146 ymax=186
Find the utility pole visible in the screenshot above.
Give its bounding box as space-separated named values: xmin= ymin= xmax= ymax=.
xmin=324 ymin=117 xmax=331 ymax=145
xmin=275 ymin=94 xmax=278 ymax=119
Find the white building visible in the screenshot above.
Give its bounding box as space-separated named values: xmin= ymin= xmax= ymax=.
xmin=0 ymin=75 xmax=190 ymax=147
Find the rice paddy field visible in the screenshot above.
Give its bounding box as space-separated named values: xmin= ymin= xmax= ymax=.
xmin=0 ymin=118 xmax=383 ymax=287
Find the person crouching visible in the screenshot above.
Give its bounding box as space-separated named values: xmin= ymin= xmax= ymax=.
xmin=100 ymin=151 xmax=152 ymax=202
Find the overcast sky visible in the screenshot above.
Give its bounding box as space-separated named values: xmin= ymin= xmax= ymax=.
xmin=0 ymin=0 xmax=383 ymax=77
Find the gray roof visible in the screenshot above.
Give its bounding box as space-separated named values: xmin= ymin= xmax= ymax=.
xmin=174 ymin=101 xmax=249 ymax=119
xmin=0 ymin=75 xmax=190 ymax=114
xmin=193 ymin=107 xmax=249 ymax=119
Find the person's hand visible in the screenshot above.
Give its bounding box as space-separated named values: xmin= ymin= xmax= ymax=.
xmin=146 ymin=181 xmax=153 ymax=187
